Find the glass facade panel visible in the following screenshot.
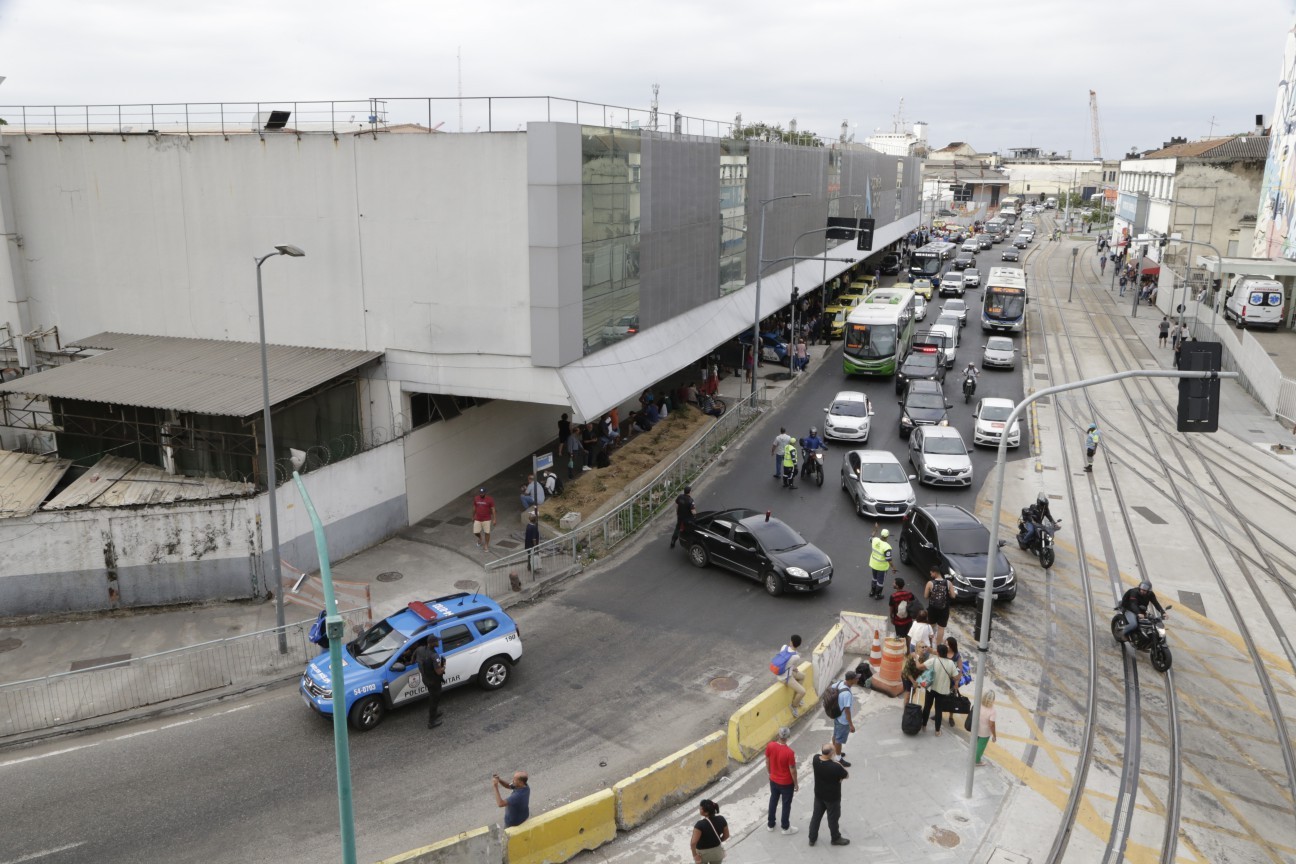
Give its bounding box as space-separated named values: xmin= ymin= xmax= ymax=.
xmin=719 ymin=140 xmax=748 ymax=296
xmin=581 ymin=127 xmax=642 ymax=354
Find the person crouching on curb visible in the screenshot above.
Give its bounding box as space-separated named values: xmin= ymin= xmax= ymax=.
xmin=491 ymin=771 xmax=530 ymax=827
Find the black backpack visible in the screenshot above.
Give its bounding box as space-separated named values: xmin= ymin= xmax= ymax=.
xmin=822 ymin=682 xmax=845 ymax=719
xmin=928 ymin=576 xmax=949 ymax=610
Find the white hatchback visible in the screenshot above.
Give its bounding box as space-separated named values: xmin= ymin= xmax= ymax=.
xmin=973 ymin=397 xmax=1022 ymax=448
xmin=823 ymin=391 xmax=874 ymax=442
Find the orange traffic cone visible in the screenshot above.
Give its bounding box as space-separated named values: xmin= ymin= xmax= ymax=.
xmin=869 ymin=629 xmax=883 ymax=673
xmin=870 ymin=637 xmax=907 ymax=697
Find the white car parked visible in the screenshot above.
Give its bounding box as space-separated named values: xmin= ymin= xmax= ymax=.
xmin=840 ymin=449 xmax=916 ymax=518
xmin=823 ymin=391 xmax=874 ymax=442
xmin=972 ymin=397 xmax=1022 ymax=448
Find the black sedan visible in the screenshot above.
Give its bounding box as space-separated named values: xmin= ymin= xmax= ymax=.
xmin=898 ymin=503 xmax=1016 ymax=601
xmin=680 ymin=508 xmax=833 ymax=596
xmin=1001 ymin=246 xmax=1020 ymax=262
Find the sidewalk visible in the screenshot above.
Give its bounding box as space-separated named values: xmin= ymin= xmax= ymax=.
xmin=577 ymin=676 xmax=1014 ymax=863
xmin=0 ymin=337 xmax=833 ymax=738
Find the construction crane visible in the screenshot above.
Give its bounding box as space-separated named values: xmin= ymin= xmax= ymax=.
xmin=1089 ymin=90 xmax=1102 ymax=160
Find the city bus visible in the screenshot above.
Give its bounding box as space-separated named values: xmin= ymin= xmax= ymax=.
xmin=907 ymin=241 xmax=957 ymax=280
xmin=843 ymin=287 xmax=918 ymax=376
xmin=1000 ymin=196 xmax=1021 ymax=216
xmin=981 ymin=266 xmax=1028 ymax=332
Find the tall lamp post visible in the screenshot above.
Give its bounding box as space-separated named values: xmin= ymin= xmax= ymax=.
xmin=751 ymin=193 xmax=809 ymax=399
xmin=256 ymin=244 xmax=305 ymax=654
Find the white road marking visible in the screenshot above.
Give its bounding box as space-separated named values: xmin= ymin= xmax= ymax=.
xmin=1 ymin=841 xmax=86 ymax=862
xmin=0 ymin=745 xmax=96 ymax=768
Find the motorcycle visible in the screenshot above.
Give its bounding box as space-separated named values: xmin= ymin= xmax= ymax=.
xmin=802 ymin=449 xmax=825 ymax=487
xmin=962 ymin=372 xmax=977 ymax=404
xmin=1016 ymin=511 xmax=1061 ymax=568
xmin=1110 ymin=605 xmax=1173 ymax=671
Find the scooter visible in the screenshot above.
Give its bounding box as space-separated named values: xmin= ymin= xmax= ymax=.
xmin=1110 ymin=605 xmax=1172 ymax=671
xmin=962 ymin=372 xmax=977 ymax=404
xmin=1016 ymin=513 xmax=1061 ymax=569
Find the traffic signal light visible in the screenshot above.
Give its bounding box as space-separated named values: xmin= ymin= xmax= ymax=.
xmin=1177 ymin=341 xmax=1222 ymax=432
xmin=856 ymin=218 xmax=876 ymax=251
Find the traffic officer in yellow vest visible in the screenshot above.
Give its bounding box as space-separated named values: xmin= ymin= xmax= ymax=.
xmin=869 ymin=522 xmax=896 ymax=599
xmin=782 ymin=439 xmax=799 ymax=489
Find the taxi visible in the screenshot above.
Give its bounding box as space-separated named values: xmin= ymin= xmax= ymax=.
xmin=300 ymin=592 xmax=523 ymax=731
xmin=851 ymin=275 xmax=878 ymax=293
xmin=910 ymin=278 xmax=934 ymax=300
xmin=825 ymin=306 xmax=850 ymax=340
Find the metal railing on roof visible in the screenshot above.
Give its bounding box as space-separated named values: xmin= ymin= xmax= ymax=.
xmin=480 ymin=389 xmax=765 ymax=596
xmin=0 ymin=97 xmax=738 ymax=139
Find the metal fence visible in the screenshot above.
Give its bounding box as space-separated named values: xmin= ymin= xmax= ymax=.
xmin=481 ymin=391 xmax=765 ymax=595
xmin=1185 ymin=305 xmax=1296 ymax=426
xmin=0 ymin=97 xmax=739 ymax=140
xmin=0 ymin=608 xmax=370 ymax=739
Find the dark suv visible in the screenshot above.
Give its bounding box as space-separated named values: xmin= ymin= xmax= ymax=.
xmin=898 ymin=503 xmax=1016 ymax=601
xmin=894 ymin=340 xmax=946 ymax=394
xmin=897 ymin=379 xmax=951 ymax=438
xmin=879 ymin=253 xmax=901 ymax=275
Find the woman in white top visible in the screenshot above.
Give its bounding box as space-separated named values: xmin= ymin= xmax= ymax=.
xmin=907 ymin=609 xmax=937 ymax=656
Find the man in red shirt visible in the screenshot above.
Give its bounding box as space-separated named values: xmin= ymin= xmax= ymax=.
xmin=889 ymin=576 xmax=916 ymax=648
xmin=764 ymin=726 xmax=799 ymax=835
xmin=471 ymin=487 xmax=497 ymax=553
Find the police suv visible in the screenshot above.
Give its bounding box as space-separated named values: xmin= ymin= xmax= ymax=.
xmin=300 ymin=593 xmax=523 ymax=731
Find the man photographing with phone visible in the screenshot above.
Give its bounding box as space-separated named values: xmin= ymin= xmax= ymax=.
xmin=491 ymin=770 xmax=530 ymax=827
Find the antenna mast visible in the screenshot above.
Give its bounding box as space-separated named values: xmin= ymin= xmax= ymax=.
xmin=650 ymin=83 xmax=660 ymax=132
xmin=892 ymin=98 xmax=906 ymax=133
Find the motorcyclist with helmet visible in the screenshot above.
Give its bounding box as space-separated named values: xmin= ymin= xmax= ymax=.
xmin=1119 ymin=580 xmax=1166 ymax=642
xmin=1019 ymin=492 xmax=1056 ymax=547
xmin=799 ymin=426 xmax=826 ymax=478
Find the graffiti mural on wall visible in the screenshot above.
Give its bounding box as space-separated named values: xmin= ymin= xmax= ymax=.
xmin=1255 ymin=22 xmax=1296 ymax=260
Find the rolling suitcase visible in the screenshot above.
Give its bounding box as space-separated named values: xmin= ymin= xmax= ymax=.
xmin=901 ymin=701 xmax=923 ymax=736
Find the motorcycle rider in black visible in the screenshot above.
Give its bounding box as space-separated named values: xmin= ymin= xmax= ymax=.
xmin=1119 ymin=581 xmax=1166 ymax=642
xmin=800 ymin=427 xmax=826 ymax=479
xmin=1019 ymin=493 xmax=1055 ymax=547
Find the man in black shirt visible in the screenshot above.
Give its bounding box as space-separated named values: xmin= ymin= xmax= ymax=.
xmin=808 ymin=743 xmax=850 ymax=847
xmin=1119 ymin=581 xmax=1166 ymax=641
xmin=412 ymin=639 xmax=445 ymax=729
xmin=670 ymin=485 xmax=695 ymax=549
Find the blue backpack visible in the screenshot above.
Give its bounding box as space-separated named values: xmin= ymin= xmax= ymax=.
xmin=770 ymin=646 xmax=796 ymax=676
xmin=308 ymin=611 xmax=328 ymax=648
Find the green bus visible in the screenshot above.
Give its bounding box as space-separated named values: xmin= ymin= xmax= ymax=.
xmin=842 ymin=288 xmax=918 ymax=376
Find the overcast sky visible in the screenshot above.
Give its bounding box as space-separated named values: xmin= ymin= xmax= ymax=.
xmin=2 ymin=0 xmax=1293 ymax=158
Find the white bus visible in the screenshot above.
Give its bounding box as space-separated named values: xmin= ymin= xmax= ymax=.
xmin=981 ymin=266 xmax=1028 ymax=332
xmin=907 ymin=241 xmax=958 ymax=280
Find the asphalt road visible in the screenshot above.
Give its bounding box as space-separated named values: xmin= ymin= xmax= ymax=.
xmin=0 ymin=262 xmax=1028 ymax=864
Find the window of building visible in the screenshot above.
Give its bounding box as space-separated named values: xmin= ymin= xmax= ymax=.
xmin=409 ymin=393 xmax=490 ymax=429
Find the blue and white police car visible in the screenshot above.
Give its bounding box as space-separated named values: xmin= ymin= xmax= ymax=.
xmin=300 ymin=592 xmax=523 ymax=731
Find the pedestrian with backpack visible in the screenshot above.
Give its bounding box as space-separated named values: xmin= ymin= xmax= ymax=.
xmin=889 ymin=577 xmax=916 ymax=644
xmin=924 ymin=566 xmax=954 ymax=645
xmin=822 ymin=669 xmax=859 ymax=766
xmin=769 ymin=635 xmax=806 ymax=719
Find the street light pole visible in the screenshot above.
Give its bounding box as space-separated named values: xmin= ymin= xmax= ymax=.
xmin=964 ymin=367 xmax=1238 ymax=800
xmin=751 ymin=193 xmax=809 ymax=399
xmin=292 ymin=471 xmax=358 ymax=864
xmin=256 ymin=244 xmax=305 ymax=655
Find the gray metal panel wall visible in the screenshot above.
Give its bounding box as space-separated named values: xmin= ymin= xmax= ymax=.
xmin=638 ymin=135 xmax=721 ymax=328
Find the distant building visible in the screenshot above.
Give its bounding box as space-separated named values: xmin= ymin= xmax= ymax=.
xmin=865 ymin=121 xmax=928 ymax=157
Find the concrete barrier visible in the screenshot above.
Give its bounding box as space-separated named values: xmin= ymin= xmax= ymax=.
xmin=613 ymin=731 xmax=728 ymax=830
xmin=726 ymin=660 xmax=814 ymax=763
xmin=811 ymin=623 xmax=845 ymax=698
xmin=840 ymin=610 xmax=889 ymax=655
xmin=506 ymin=788 xmax=617 ymax=864
xmin=375 ymin=825 xmax=503 ymax=864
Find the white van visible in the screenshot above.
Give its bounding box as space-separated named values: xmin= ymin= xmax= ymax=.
xmin=1044 ymin=197 xmax=1057 ymax=209
xmin=1223 ymin=276 xmax=1286 ymax=330
xmin=929 ymin=320 xmax=960 ymax=368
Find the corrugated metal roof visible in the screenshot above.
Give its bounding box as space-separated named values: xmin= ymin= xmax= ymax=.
xmin=1142 ymin=136 xmax=1236 ymax=159
xmin=42 ymin=455 xmax=253 ymax=510
xmin=0 ymin=333 xmax=381 ymax=417
xmin=1198 ymin=136 xmax=1270 ymax=161
xmin=0 ymin=450 xmax=73 ymax=518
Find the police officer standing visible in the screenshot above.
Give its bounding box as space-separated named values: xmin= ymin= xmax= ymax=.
xmin=670 ymin=484 xmax=695 ymax=549
xmin=782 ymin=439 xmax=799 ymax=489
xmin=869 ymin=523 xmax=895 ymax=599
xmin=1084 ymin=424 xmax=1101 ymax=472
xmin=413 ymin=638 xmax=446 ymax=729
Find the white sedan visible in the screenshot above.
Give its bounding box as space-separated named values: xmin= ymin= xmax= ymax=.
xmin=982 ymin=336 xmax=1018 ymax=369
xmin=972 ymin=397 xmax=1022 ymax=448
xmin=823 ymin=391 xmax=874 ymax=442
xmin=940 ymin=298 xmax=969 ymax=327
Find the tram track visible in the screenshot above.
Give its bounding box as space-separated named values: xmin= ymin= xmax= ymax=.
xmin=1029 ymin=222 xmax=1296 ymax=862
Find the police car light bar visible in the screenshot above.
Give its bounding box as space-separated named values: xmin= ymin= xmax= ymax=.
xmin=408 ymin=600 xmax=438 ymax=621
